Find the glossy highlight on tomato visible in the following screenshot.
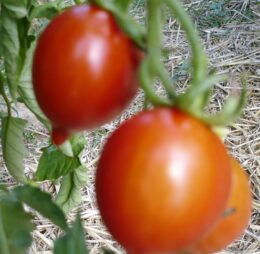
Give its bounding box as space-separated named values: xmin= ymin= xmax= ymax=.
xmin=191 ymin=158 xmax=252 ymax=254
xmin=95 ymin=107 xmax=232 ymax=254
xmin=32 ymin=5 xmax=141 ymax=144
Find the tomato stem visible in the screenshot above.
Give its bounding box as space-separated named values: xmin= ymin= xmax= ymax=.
xmin=165 ymin=0 xmax=208 ymax=86
xmin=92 ymin=0 xmax=146 ymax=49
xmin=74 ymin=0 xmax=82 ymax=4
xmin=145 ymin=0 xmax=176 ymax=102
xmin=113 ymin=0 xmax=131 ymax=12
xmin=0 ymin=75 xmax=12 ymax=117
xmin=147 ymin=0 xmax=162 ymax=55
xmin=139 ymin=58 xmax=173 ymax=107
xmin=154 ymin=64 xmax=176 ymax=100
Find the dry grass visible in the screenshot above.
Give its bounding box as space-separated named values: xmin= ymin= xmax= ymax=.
xmin=0 ymin=0 xmax=259 ymax=253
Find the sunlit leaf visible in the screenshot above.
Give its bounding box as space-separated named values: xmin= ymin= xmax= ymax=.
xmin=14 ymin=185 xmax=67 ymax=230
xmin=1 ymin=117 xmax=27 ymax=183
xmin=56 ymin=166 xmax=88 ymax=214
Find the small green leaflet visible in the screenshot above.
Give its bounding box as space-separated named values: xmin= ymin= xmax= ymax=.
xmin=13 ymin=185 xmax=68 ymax=230
xmin=56 ymin=166 xmax=88 ymax=214
xmin=70 ymin=134 xmax=87 ymax=156
xmin=1 ymin=117 xmax=27 ymax=183
xmin=54 ymin=215 xmax=88 ymax=254
xmin=0 ymin=194 xmax=35 ymax=254
xmin=35 ymin=145 xmax=82 ymax=181
xmin=29 ymin=2 xmax=60 ymax=21
xmin=35 ymin=135 xmax=86 ymax=181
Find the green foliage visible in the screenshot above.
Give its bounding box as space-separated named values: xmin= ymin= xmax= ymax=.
xmin=0 ymin=190 xmax=35 ymax=254
xmin=29 ymin=2 xmax=60 ymax=20
xmin=1 ymin=117 xmax=27 ymax=183
xmin=35 ymin=135 xmax=86 ymax=181
xmin=56 ymin=165 xmax=88 ymax=214
xmin=18 ymin=41 xmax=50 ymax=127
xmin=13 ymin=185 xmax=68 ymax=230
xmin=54 ymin=215 xmax=88 ymax=254
xmin=0 ymin=0 xmax=93 ymax=253
xmin=0 ymin=0 xmax=31 ymax=100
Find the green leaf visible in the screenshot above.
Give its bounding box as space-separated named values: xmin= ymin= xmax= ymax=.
xmin=13 ymin=185 xmax=68 ymax=230
xmin=1 ymin=117 xmax=27 ymax=183
xmin=0 ymin=7 xmax=21 ymax=99
xmin=29 ymin=3 xmax=60 ymax=20
xmin=70 ymin=134 xmax=86 ymax=156
xmin=0 ymin=194 xmax=35 ymax=254
xmin=35 ymin=135 xmax=86 ymax=181
xmin=54 ymin=215 xmax=88 ymax=254
xmin=0 ymin=185 xmax=8 ymax=200
xmin=35 ymin=145 xmax=82 ymax=181
xmin=1 ymin=0 xmax=33 ymax=100
xmin=2 ymin=0 xmax=29 ymax=19
xmin=18 ymin=41 xmax=50 ymax=128
xmin=56 ymin=166 xmax=88 ymax=214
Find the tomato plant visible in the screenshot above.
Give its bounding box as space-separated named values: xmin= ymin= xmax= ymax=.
xmin=33 ymin=5 xmax=141 ymax=144
xmin=0 ymin=0 xmax=252 ymax=253
xmin=95 ymin=108 xmax=232 ymax=254
xmin=190 ymin=158 xmax=252 ymax=254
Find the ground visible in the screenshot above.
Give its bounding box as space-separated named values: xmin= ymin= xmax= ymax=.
xmin=0 ymin=0 xmax=259 ymax=253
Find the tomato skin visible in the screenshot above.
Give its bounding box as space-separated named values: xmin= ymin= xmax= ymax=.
xmin=190 ymin=158 xmax=252 ymax=254
xmin=33 ymin=5 xmax=140 ymax=135
xmin=51 ymin=127 xmax=70 ymax=146
xmin=95 ymin=108 xmax=232 ymax=253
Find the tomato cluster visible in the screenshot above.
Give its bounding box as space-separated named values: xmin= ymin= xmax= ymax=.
xmin=32 ymin=4 xmax=252 ymax=254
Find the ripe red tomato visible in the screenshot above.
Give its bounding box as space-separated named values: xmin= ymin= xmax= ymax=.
xmin=33 ymin=5 xmax=141 ymax=144
xmin=95 ymin=108 xmax=232 ymax=254
xmin=190 ymin=158 xmax=252 ymax=254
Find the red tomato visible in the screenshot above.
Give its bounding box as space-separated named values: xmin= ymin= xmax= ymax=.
xmin=32 ymin=5 xmax=141 ymax=144
xmin=95 ymin=108 xmax=232 ymax=254
xmin=190 ymin=158 xmax=252 ymax=254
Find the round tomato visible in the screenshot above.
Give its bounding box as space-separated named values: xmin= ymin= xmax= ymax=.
xmin=95 ymin=107 xmax=232 ymax=253
xmin=33 ymin=5 xmax=141 ymax=145
xmin=190 ymin=158 xmax=252 ymax=254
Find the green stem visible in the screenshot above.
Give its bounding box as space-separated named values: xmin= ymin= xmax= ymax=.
xmin=165 ymin=0 xmax=207 ymax=85
xmin=92 ymin=0 xmax=146 ymax=49
xmin=0 ymin=78 xmax=12 ymax=117
xmin=139 ymin=58 xmax=172 ymax=107
xmin=147 ymin=0 xmax=162 ymax=55
xmin=74 ymin=0 xmax=81 ymax=4
xmin=155 ymin=64 xmax=176 ymax=100
xmin=113 ymin=0 xmax=131 ymax=12
xmin=147 ymin=0 xmax=176 ymax=102
xmin=186 ymin=74 xmax=227 ymax=100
